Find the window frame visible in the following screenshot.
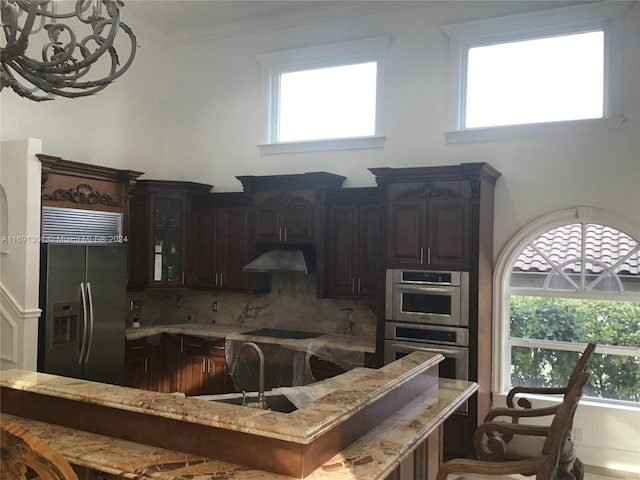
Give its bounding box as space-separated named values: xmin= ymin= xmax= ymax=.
xmin=441 ymin=2 xmax=629 ymax=144
xmin=256 ymin=36 xmax=390 ymax=155
xmin=493 ymin=206 xmax=640 ymax=408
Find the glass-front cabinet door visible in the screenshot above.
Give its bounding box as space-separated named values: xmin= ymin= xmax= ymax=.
xmin=152 ymin=196 xmax=183 ymax=284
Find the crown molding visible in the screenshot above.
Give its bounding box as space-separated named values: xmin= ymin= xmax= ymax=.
xmin=165 ymin=2 xmax=401 ymax=47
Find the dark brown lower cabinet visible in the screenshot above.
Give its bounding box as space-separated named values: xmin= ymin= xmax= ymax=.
xmin=443 ymin=414 xmax=473 ymax=460
xmin=176 ymin=336 xmax=230 ymax=396
xmin=309 ymin=356 xmax=346 ymax=381
xmin=124 ymin=337 xmax=156 ymax=391
xmin=125 ymin=335 xmax=232 ymax=396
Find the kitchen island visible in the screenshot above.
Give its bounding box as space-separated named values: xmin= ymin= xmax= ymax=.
xmin=1 ymin=352 xmax=477 ymax=479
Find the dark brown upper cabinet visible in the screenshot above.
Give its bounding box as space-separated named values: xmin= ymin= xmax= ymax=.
xmin=370 ymin=165 xmax=501 ymax=272
xmin=386 ymin=194 xmax=471 ymax=270
xmin=127 ymin=180 xmax=212 ymax=290
xmin=324 ymin=188 xmax=382 ymax=299
xmin=237 ymin=172 xmax=346 ymax=245
xmin=187 ymin=193 xmax=265 ymax=292
xmin=253 ymin=190 xmax=317 ymax=244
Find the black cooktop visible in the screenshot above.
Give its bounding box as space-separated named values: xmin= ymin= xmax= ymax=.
xmin=242 ymin=328 xmax=324 ymax=340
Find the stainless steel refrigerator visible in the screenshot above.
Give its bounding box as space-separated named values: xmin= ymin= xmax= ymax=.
xmin=38 ymin=243 xmax=127 ymax=385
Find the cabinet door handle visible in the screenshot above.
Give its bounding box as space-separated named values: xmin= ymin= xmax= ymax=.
xmin=278 ymin=226 xmax=282 ymax=241
xmin=180 ymin=338 xmax=184 ymax=353
xmin=357 ymin=278 xmax=361 ymax=293
xmin=144 ymin=358 xmax=148 ymax=373
xmin=427 ymin=247 xmax=431 ymax=265
xmin=352 ymin=278 xmax=355 ymax=293
xmin=420 ymin=247 xmax=424 ymax=265
xmin=215 ymin=272 xmax=219 ymax=286
xmin=207 ymin=358 xmax=212 ymax=373
xmin=132 ymin=345 xmax=145 ymax=351
xmin=284 ymin=227 xmax=287 ymax=242
xmin=190 ymin=343 xmax=203 ymax=348
xmin=202 ymin=358 xmax=206 ymax=373
xmin=219 ymin=272 xmax=223 ymax=287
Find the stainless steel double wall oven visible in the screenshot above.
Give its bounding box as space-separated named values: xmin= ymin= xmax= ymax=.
xmin=384 ymin=269 xmax=470 ymax=412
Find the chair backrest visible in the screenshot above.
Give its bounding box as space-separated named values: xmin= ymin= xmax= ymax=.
xmin=565 ymin=342 xmax=596 ymax=391
xmin=538 ymin=371 xmax=590 ymax=479
xmin=0 ymin=420 xmax=79 ymax=480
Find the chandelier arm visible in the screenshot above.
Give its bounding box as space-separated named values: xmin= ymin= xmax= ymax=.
xmin=9 ymin=58 xmax=110 ymax=96
xmin=10 ymin=1 xmax=38 ymax=56
xmin=22 ymin=18 xmax=117 ymax=72
xmin=37 ymin=24 xmax=79 ymax=68
xmin=14 ymin=42 xmax=123 ymax=90
xmin=2 ymin=2 xmax=21 ymax=44
xmin=74 ymin=18 xmax=122 ymax=66
xmin=21 ymin=26 xmax=129 ymax=81
xmin=75 ymin=0 xmax=102 ymax=24
xmin=14 ymin=47 xmax=93 ymax=81
xmin=3 ymin=0 xmax=137 ymax=100
xmin=87 ymin=21 xmax=137 ymax=82
xmin=1 ymin=63 xmax=54 ymax=101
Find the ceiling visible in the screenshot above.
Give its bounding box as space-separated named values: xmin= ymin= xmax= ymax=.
xmin=123 ymin=1 xmax=334 ymax=36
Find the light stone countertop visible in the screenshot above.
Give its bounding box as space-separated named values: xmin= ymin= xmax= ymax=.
xmin=2 ymin=378 xmax=477 ymax=479
xmin=0 ymin=352 xmax=438 ymax=444
xmin=125 ymin=323 xmax=376 ymax=354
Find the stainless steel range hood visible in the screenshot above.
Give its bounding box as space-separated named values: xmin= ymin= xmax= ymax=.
xmin=242 ymin=246 xmax=315 ymax=274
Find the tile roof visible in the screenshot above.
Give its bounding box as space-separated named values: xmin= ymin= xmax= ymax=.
xmin=514 ymin=223 xmax=640 ymax=276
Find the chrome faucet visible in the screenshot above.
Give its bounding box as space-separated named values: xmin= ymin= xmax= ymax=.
xmin=229 ymin=342 xmax=267 ymax=410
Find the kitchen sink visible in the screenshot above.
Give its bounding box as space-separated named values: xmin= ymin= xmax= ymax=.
xmin=210 ymin=394 xmax=297 ymax=413
xmin=242 ymin=328 xmax=324 ymax=340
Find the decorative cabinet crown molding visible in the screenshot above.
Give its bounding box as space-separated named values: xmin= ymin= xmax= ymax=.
xmin=38 ymin=154 xmax=144 ymax=214
xmin=257 ymin=191 xmax=315 ymax=207
xmin=42 ymin=183 xmax=119 ymax=206
xmin=395 ymin=182 xmax=462 ymax=200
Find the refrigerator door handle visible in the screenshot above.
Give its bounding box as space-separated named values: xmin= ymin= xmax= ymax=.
xmin=79 ymin=282 xmax=89 ymax=365
xmin=85 ymin=282 xmax=95 ymax=363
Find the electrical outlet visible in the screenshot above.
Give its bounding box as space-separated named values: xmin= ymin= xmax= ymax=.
xmin=573 ymin=426 xmax=584 ymax=443
xmin=212 ymin=301 xmax=218 ymax=312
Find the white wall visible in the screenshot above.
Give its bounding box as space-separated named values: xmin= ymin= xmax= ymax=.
xmin=0 ymin=0 xmax=638 ymax=473
xmin=0 ymin=139 xmax=43 ymax=371
xmin=0 ymin=16 xmax=167 ymax=175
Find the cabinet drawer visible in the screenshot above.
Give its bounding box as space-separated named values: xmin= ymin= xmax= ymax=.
xmin=183 ymin=337 xmax=214 ymax=355
xmin=125 ymin=338 xmax=148 ymax=359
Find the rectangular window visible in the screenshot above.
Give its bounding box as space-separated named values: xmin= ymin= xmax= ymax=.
xmin=442 ymin=2 xmax=628 ymax=143
xmin=465 ymin=31 xmax=604 ymax=128
xmin=278 ymin=62 xmax=377 ymax=142
xmin=257 ymin=36 xmax=389 ymax=154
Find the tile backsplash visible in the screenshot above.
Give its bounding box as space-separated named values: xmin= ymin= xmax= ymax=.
xmin=127 ymin=272 xmax=376 ymax=338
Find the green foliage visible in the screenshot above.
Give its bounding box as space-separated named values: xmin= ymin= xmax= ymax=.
xmin=510 ymin=296 xmax=640 ymax=403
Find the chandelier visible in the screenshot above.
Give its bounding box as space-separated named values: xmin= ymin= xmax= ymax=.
xmin=1 ymin=0 xmax=137 ymax=101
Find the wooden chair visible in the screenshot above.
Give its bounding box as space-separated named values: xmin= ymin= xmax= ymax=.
xmin=503 ymin=343 xmax=596 ymax=410
xmin=474 ymin=342 xmax=596 ymax=480
xmin=437 ymin=371 xmax=590 ymax=480
xmin=0 ymin=419 xmax=79 ymax=480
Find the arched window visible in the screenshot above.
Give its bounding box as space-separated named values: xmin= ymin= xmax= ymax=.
xmin=495 ymin=207 xmax=640 ymax=406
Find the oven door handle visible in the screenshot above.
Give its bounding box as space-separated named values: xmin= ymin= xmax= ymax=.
xmin=390 ymin=343 xmax=461 ymax=356
xmin=397 ymin=286 xmax=456 ymax=294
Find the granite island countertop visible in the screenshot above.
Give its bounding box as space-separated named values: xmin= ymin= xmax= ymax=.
xmin=2 ymin=377 xmax=477 ymax=479
xmin=1 ymin=352 xmax=475 ymax=478
xmin=125 ymin=323 xmax=376 ymax=354
xmin=1 ymin=352 xmax=434 ymax=443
